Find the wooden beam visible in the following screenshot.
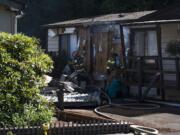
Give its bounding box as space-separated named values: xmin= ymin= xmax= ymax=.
xmin=137 ymin=57 xmax=143 ymax=102
xmin=130 ymin=27 xmax=157 ymax=32
xmin=175 ymin=57 xmax=180 ymax=90
xmin=57 ymin=83 xmax=64 ymax=111
xmin=89 ymin=27 xmax=94 ymax=73
xmin=120 ymin=25 xmax=130 ymax=96
xmin=142 ymin=73 xmax=160 ymax=101
xmin=120 ymin=25 xmax=126 ymax=68
xmin=156 ymin=24 xmax=165 ymax=100
xmin=122 ymin=19 xmax=180 ymax=26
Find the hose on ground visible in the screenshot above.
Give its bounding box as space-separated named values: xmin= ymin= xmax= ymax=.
xmin=95 ymin=89 xmax=159 ymax=135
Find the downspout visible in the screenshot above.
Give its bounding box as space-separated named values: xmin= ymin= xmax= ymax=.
xmin=13 ymin=0 xmax=26 ymax=33
xmin=15 ymin=11 xmax=24 ymax=33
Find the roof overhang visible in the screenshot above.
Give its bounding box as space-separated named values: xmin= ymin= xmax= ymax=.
xmin=43 ymin=11 xmax=156 ymax=29
xmin=0 ymin=0 xmax=24 ymax=12
xmin=43 ymin=8 xmax=180 ymax=29
xmin=121 ymin=19 xmax=180 ymax=26
xmin=44 ymin=19 xmax=180 ymax=29
xmin=44 ymin=21 xmax=120 ymax=29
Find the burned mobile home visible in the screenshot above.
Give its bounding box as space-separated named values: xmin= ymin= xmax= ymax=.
xmin=44 ymin=10 xmax=156 ymax=74
xmin=44 ymin=5 xmax=180 ymax=101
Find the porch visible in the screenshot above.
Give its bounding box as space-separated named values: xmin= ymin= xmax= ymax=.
xmin=89 ymin=22 xmax=180 ymax=102
xmin=122 ymin=56 xmax=180 ymax=102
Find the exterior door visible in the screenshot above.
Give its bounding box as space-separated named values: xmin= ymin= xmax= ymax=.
xmin=60 ymin=34 xmax=70 ymax=56
xmin=69 ymin=34 xmax=78 ymax=59
xmin=92 ymin=32 xmax=109 ymax=73
xmin=59 ymin=34 xmax=78 ymax=59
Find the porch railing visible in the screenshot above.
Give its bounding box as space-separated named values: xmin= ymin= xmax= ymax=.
xmin=124 ymin=56 xmax=180 ymax=100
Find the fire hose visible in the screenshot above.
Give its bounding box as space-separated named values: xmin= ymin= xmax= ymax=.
xmin=94 ymin=89 xmax=159 ymax=135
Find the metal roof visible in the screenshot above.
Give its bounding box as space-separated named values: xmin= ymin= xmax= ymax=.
xmin=45 ymin=11 xmax=156 ymax=28
xmin=45 ymin=3 xmax=180 ymax=28
xmin=122 ymin=19 xmax=180 ymax=26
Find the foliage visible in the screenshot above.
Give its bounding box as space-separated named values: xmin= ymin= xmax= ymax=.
xmin=166 ymin=40 xmax=180 ymax=56
xmin=0 ymin=33 xmax=54 ymax=127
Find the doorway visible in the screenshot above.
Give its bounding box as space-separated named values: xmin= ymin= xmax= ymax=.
xmin=59 ymin=34 xmax=78 ymax=59
xmin=91 ymin=32 xmax=110 ymax=73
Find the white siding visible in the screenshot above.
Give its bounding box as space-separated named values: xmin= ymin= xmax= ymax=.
xmin=0 ymin=9 xmax=15 ymax=33
xmin=48 ymin=36 xmax=59 ymax=52
xmin=69 ymin=34 xmax=78 ymax=58
xmin=161 ymin=23 xmax=180 ymax=57
xmin=161 ymin=23 xmax=180 ymax=81
xmin=125 ymin=24 xmax=179 ymax=81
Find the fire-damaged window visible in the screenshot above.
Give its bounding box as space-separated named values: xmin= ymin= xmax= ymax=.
xmin=133 ymin=30 xmax=158 ymax=56
xmin=59 ymin=34 xmax=78 ymax=59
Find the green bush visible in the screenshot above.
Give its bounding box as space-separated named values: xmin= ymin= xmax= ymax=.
xmin=166 ymin=40 xmax=180 ymax=56
xmin=0 ymin=33 xmax=54 ymax=127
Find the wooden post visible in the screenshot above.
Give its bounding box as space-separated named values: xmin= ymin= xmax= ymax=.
xmin=120 ymin=25 xmax=130 ymax=97
xmin=175 ymin=57 xmax=180 ymax=90
xmin=142 ymin=73 xmax=160 ymax=101
xmin=89 ymin=27 xmax=94 ymax=73
xmin=137 ymin=57 xmax=143 ymax=102
xmin=155 ymin=56 xmax=161 ymax=96
xmin=57 ymin=83 xmax=64 ymax=111
xmin=120 ymin=25 xmax=126 ymax=68
xmin=157 ymin=24 xmax=165 ymax=100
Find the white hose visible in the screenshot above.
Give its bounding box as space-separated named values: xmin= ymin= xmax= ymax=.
xmin=130 ymin=125 xmax=159 ymax=135
xmin=94 ymin=90 xmax=159 ymax=135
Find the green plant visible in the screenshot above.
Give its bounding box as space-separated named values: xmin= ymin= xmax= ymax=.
xmin=0 ymin=33 xmax=54 ymax=127
xmin=6 ymin=131 xmax=14 ymax=135
xmin=166 ymin=40 xmax=180 ymax=56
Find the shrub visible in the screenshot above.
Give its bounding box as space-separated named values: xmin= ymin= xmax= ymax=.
xmin=0 ymin=33 xmax=54 ymax=127
xmin=166 ymin=40 xmax=180 ymax=56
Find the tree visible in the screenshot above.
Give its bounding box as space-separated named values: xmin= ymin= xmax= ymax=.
xmin=0 ymin=33 xmax=54 ymax=127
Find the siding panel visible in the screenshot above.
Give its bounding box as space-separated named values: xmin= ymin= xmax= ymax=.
xmin=0 ymin=9 xmax=14 ymax=33
xmin=48 ymin=36 xmax=59 ymax=52
xmin=161 ymin=23 xmax=180 ymax=81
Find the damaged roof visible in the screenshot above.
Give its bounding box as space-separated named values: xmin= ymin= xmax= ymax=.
xmin=45 ymin=3 xmax=180 ymax=28
xmin=45 ymin=10 xmax=156 ymax=28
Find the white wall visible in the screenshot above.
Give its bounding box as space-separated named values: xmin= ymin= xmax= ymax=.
xmin=161 ymin=23 xmax=180 ymax=81
xmin=124 ymin=24 xmax=179 ymax=81
xmin=47 ymin=36 xmax=59 ymax=52
xmin=47 ymin=29 xmax=78 ymax=57
xmin=70 ymin=34 xmax=78 ymax=59
xmin=0 ymin=9 xmax=15 ymax=33
xmin=161 ymin=23 xmax=180 ymax=57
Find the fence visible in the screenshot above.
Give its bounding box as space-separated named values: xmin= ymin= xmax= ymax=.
xmin=0 ymin=120 xmax=131 ymax=135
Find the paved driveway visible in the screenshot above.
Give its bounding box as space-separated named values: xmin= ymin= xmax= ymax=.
xmin=97 ymin=105 xmax=180 ymax=135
